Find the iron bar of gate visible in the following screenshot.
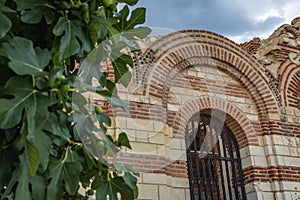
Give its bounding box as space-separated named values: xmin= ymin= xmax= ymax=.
xmin=210 ymin=123 xmax=221 ymax=200
xmin=196 ymin=120 xmax=204 ymax=199
xmin=216 ymin=138 xmax=227 ymax=200
xmin=236 ymin=148 xmax=247 ymax=198
xmin=193 ymin=120 xmax=202 ymax=199
xmin=227 ymin=125 xmax=247 ymax=200
xmin=221 ymin=132 xmax=234 ymax=200
xmin=215 ymin=123 xmax=228 ymax=200
xmin=226 ymin=126 xmax=240 ymax=199
xmin=203 ymin=118 xmax=215 ymax=200
xmin=201 ymin=157 xmax=209 ymax=199
xmin=199 ymin=121 xmax=209 ymax=200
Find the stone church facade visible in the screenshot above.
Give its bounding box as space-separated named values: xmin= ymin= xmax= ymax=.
xmin=97 ymin=18 xmax=300 ymax=199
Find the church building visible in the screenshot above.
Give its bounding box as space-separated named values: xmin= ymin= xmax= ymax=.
xmin=97 ymin=17 xmax=300 ymax=200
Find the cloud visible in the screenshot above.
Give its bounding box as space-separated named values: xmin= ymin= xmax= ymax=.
xmin=127 ymin=0 xmax=300 ymax=43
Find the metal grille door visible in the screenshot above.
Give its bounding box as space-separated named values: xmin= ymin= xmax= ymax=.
xmin=186 ymin=114 xmax=246 ymax=200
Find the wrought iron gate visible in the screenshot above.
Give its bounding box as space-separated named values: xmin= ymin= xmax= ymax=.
xmin=186 ymin=114 xmax=246 ymax=200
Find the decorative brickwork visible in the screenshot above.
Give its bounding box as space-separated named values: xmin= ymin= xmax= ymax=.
xmin=95 ymin=18 xmax=300 ymax=199
xmin=240 ymin=37 xmax=261 ymax=55
xmin=131 ymin=49 xmax=156 ymax=85
xmin=286 ymin=70 xmax=300 ymax=109
xmin=169 ymin=97 xmax=259 ymax=148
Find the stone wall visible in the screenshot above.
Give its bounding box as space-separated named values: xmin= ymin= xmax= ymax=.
xmin=94 ymin=18 xmax=300 ymax=200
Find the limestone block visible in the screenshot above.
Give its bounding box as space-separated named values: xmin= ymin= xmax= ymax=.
xmin=153 ymin=121 xmax=165 ymax=132
xmin=253 ymin=156 xmax=268 ymax=167
xmin=169 ymin=149 xmax=186 ymax=161
xmin=149 ymin=96 xmax=163 ymax=105
xmin=157 ymin=145 xmax=168 ymax=158
xmin=115 ymin=117 xmax=126 ymax=129
xmin=185 ymin=189 xmax=191 ymax=200
xmin=168 ymin=127 xmax=174 ymax=138
xmin=227 ymin=96 xmax=246 ymax=103
xmin=241 ymin=156 xmax=254 ymax=168
xmin=271 ymin=181 xmax=281 ymax=191
xmin=142 ymin=173 xmax=167 ymax=185
xmin=276 ymin=155 xmax=285 ymax=165
xmin=232 ymin=103 xmax=257 ymax=115
xmin=266 ymin=155 xmax=279 ymax=165
xmin=127 ymin=142 xmax=158 ymax=155
xmin=291 ymin=192 xmax=300 ymax=200
xmin=136 ymin=131 xmax=148 ymax=142
xmin=282 ymin=136 xmax=296 ymax=147
xmin=292 ymin=117 xmax=299 ymax=124
xmin=171 ymin=177 xmax=189 ymax=188
xmin=296 ymin=138 xmax=300 ymax=147
xmin=126 ymin=118 xmax=154 ymax=132
xmin=246 ymin=192 xmax=259 ymax=200
xmin=263 ymin=135 xmax=272 ymax=146
xmin=206 ymin=73 xmax=222 ymax=80
xmin=178 ymin=151 xmax=187 ymax=161
xmin=258 ymin=136 xmax=264 ymax=146
xmin=181 ymin=69 xmax=188 ymax=75
xmin=149 ymin=132 xmax=164 ymax=145
xmin=197 ymin=72 xmax=206 ymax=78
xmin=268 ymin=113 xmax=281 ymax=121
xmin=240 ymin=147 xmax=250 ymax=158
xmin=262 ymin=192 xmax=275 ymax=200
xmin=187 ymin=69 xmax=197 ymax=76
xmin=294 ymin=108 xmax=300 ymax=117
xmin=285 ymin=106 xmax=295 ymax=115
xmin=288 ymin=116 xmax=296 ymax=123
xmin=137 ymin=184 xmax=159 ymax=200
xmin=247 ymin=114 xmax=259 ymax=121
xmin=281 ymin=181 xmax=300 ymax=191
xmin=245 ymin=182 xmax=256 ymax=193
xmin=171 ymin=188 xmax=186 ymax=200
xmin=253 ymin=182 xmax=272 ymax=192
xmin=167 ymin=138 xmax=182 ymax=149
xmin=274 ymin=145 xmax=290 ymax=156
xmin=128 ymin=94 xmax=149 ymax=104
xmin=282 ymin=192 xmax=293 ymax=200
xmin=225 ymin=76 xmax=240 ymax=84
xmin=124 ymin=129 xmax=136 ymax=141
xmin=167 ymin=103 xmax=180 ymax=111
xmin=289 ymin=147 xmax=299 ymax=156
xmin=170 ymin=86 xmax=185 ymax=95
xmin=274 ymin=192 xmax=284 ymax=200
xmin=158 ymin=185 xmax=172 ymax=200
xmin=272 ymin=135 xmax=284 ymax=145
xmin=181 ymin=139 xmax=187 ymax=150
xmin=264 ymin=145 xmax=274 ymax=156
xmin=248 ymin=146 xmax=265 ymax=156
xmin=284 ymin=157 xmax=300 ymax=167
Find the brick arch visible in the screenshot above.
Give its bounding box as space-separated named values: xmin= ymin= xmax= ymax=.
xmin=170 ymin=96 xmax=259 ymax=149
xmin=285 ymin=69 xmax=300 ymax=109
xmin=143 ymin=30 xmax=279 ymax=134
xmin=277 ymin=60 xmax=299 ymax=107
xmin=161 ymin=56 xmax=254 ymax=106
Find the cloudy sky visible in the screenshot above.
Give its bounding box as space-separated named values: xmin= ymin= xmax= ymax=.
xmin=129 ymin=0 xmax=300 ymax=43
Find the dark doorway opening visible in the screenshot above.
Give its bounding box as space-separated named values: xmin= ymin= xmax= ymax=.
xmin=186 ymin=114 xmax=246 ymax=200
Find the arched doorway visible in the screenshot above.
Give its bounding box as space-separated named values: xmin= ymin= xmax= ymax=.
xmin=186 ymin=114 xmax=246 ymax=200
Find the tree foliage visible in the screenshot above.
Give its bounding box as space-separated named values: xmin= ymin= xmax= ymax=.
xmin=0 ymin=0 xmax=150 ymax=199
